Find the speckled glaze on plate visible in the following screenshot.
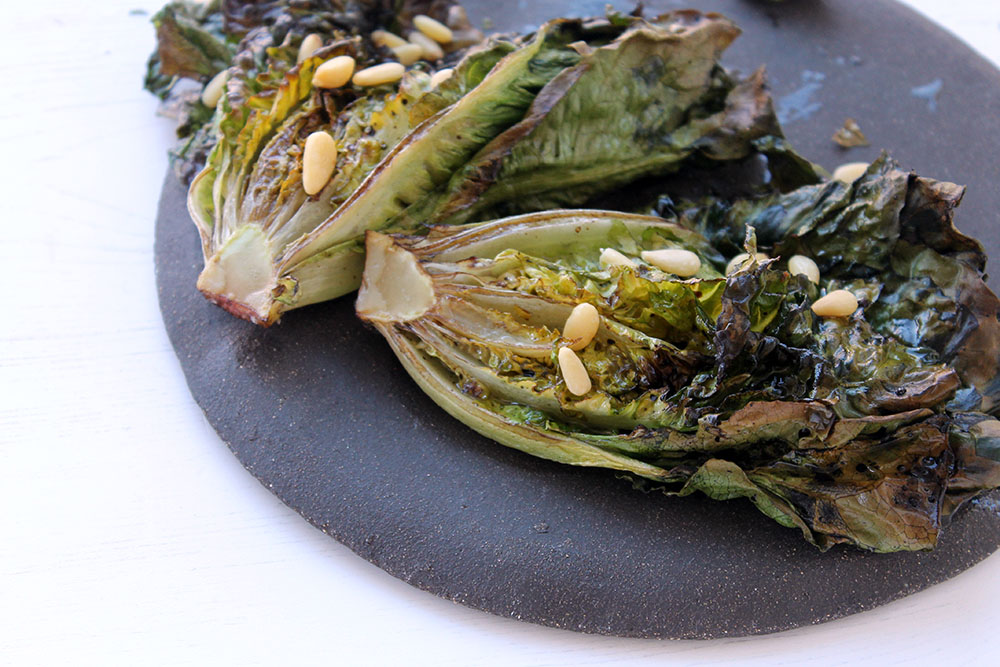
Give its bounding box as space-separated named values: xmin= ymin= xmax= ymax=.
xmin=155 ymin=0 xmax=1000 ymax=639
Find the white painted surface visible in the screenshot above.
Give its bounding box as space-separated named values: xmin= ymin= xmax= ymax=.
xmin=1 ymin=1 xmax=997 ymax=664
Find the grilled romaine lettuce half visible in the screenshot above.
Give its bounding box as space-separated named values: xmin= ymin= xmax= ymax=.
xmin=355 ymin=162 xmax=1000 ymax=552
xmin=187 ymin=9 xmax=790 ymax=325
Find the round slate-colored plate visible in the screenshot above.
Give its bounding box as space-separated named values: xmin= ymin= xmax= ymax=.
xmin=155 ymin=0 xmax=1000 ymax=639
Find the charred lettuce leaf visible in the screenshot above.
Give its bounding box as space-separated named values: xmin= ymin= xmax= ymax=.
xmin=356 ymin=201 xmax=1000 ymax=552
xmin=681 ymin=155 xmax=1000 ymax=413
xmin=396 ymin=12 xmax=767 ymax=225
xmin=185 ymin=10 xmax=793 ymax=325
xmin=145 ymin=0 xmax=231 ymax=100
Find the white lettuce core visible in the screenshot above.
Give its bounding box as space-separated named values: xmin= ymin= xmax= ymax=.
xmin=356 ymin=232 xmax=435 ymax=323
xmin=196 ymin=225 xmax=276 ymax=321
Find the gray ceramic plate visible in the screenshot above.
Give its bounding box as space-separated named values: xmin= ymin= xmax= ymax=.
xmin=155 ymin=0 xmax=1000 ymax=639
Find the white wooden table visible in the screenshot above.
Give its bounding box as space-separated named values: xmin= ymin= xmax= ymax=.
xmin=2 ymin=1 xmax=998 ymax=664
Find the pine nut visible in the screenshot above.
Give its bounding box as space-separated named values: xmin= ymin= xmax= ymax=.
xmin=599 ymin=248 xmax=637 ymax=269
xmin=641 ymin=248 xmax=702 ymax=277
xmin=447 ymin=5 xmax=468 ymax=28
xmin=297 ymin=33 xmax=323 ymax=64
xmin=558 ymin=347 xmax=592 ymax=396
xmin=430 ymin=68 xmax=454 ymax=89
xmin=788 ymin=254 xmax=820 ymax=283
xmin=302 ymin=132 xmax=338 ymax=196
xmin=811 ymin=289 xmax=858 ymax=318
xmin=413 ymin=14 xmax=454 ymax=43
xmin=563 ymin=303 xmax=600 ymax=351
xmin=408 ymin=31 xmax=444 ymax=61
xmin=725 ymin=252 xmax=768 ymax=276
xmin=352 ymin=62 xmax=406 ymax=87
xmin=832 ymin=162 xmax=869 ymax=183
xmin=313 ymin=55 xmax=356 ymax=88
xmin=201 ymin=69 xmax=227 ymax=108
xmin=372 ymin=29 xmax=408 ymax=49
xmin=392 ymin=43 xmax=423 ymax=66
